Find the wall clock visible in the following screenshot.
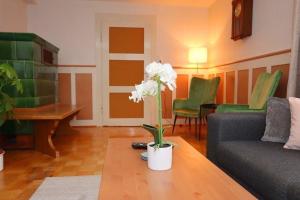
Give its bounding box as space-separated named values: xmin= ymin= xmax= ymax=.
xmin=231 ymin=0 xmax=253 ymax=41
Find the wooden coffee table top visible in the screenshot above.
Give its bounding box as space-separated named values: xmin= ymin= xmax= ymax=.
xmin=99 ymin=136 xmax=256 ymax=200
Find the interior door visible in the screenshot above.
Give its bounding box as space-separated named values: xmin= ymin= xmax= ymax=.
xmin=100 ymin=15 xmax=155 ymax=126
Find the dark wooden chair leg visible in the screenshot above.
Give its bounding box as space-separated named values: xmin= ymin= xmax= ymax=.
xmin=172 ymin=115 xmax=178 ymax=134
xmin=198 ymin=117 xmax=201 ymax=140
xmin=195 ymin=117 xmax=198 ymax=139
xmin=189 ymin=117 xmax=191 ymax=129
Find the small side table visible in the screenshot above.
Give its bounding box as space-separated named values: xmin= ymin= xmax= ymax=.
xmin=198 ymin=103 xmax=218 ymax=139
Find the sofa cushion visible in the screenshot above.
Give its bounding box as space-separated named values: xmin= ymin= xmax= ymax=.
xmin=284 ymin=97 xmax=300 ymax=150
xmin=287 ymin=182 xmax=300 ymax=200
xmin=261 ymin=97 xmax=291 ymax=143
xmin=217 ymin=141 xmax=300 ymax=200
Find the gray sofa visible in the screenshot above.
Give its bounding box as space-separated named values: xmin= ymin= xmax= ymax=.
xmin=207 ymin=113 xmax=300 ymax=200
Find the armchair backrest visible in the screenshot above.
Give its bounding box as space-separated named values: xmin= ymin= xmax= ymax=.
xmin=188 ymin=77 xmax=220 ymax=108
xmin=249 ymin=70 xmax=282 ymax=110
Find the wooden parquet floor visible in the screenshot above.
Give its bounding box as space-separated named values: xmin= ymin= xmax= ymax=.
xmin=0 ymin=125 xmax=207 ymax=200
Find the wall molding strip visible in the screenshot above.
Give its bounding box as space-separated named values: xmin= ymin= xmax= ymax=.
xmin=57 ymin=64 xmax=96 ymax=67
xmin=173 ymin=49 xmax=291 ymax=70
xmin=210 ymin=49 xmax=291 ymax=69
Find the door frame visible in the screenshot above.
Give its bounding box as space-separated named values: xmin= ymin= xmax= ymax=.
xmin=95 ymin=14 xmax=157 ymax=126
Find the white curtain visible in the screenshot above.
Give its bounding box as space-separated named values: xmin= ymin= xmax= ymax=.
xmin=287 ymin=0 xmax=300 ymax=97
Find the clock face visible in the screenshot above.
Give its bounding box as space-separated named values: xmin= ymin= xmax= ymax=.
xmin=234 ymin=2 xmax=242 ymax=17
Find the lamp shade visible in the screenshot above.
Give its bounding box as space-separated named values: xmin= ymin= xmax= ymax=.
xmin=188 ymin=47 xmax=207 ymax=64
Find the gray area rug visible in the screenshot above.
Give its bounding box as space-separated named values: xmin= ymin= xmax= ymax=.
xmin=30 ymin=175 xmax=101 ymax=200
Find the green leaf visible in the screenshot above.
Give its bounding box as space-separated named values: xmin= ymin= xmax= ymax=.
xmin=0 ymin=63 xmax=23 ymax=127
xmin=142 ymin=124 xmax=165 ymax=146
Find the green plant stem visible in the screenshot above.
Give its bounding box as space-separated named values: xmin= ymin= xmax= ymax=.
xmin=157 ymin=81 xmax=163 ymax=147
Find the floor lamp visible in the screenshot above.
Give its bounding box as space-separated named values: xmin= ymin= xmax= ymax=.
xmin=188 ymin=47 xmax=208 ymax=73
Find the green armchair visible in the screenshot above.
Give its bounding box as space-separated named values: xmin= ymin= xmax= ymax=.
xmin=172 ymin=77 xmax=220 ymax=134
xmin=216 ymin=70 xmax=282 ymax=113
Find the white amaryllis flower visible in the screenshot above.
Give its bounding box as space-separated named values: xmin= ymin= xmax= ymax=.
xmin=145 ymin=62 xmax=177 ymax=91
xmin=129 ymin=80 xmax=158 ymax=103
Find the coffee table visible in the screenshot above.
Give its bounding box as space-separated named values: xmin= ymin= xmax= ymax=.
xmin=99 ymin=136 xmax=256 ymax=200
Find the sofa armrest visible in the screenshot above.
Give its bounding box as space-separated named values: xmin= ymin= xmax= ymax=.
xmin=207 ymin=113 xmax=266 ymax=163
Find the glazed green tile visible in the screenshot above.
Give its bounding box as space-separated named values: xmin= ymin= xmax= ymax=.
xmin=7 ymin=60 xmax=26 ymax=79
xmin=14 ymin=97 xmax=39 ymax=107
xmin=0 ymin=60 xmax=7 ymax=64
xmin=15 ymin=121 xmax=33 ymax=135
xmin=39 ymin=95 xmax=56 ymax=105
xmin=36 ymin=66 xmax=57 ymax=81
xmin=14 ymin=95 xmax=56 ymax=108
xmin=53 ymin=52 xmax=58 ymax=65
xmin=36 ymin=80 xmax=56 ymax=96
xmin=6 ymin=79 xmax=34 ymax=97
xmin=33 ymin=42 xmax=42 ymax=62
xmin=0 ymin=41 xmax=16 ymax=59
xmin=4 ymin=78 xmax=56 ymax=97
xmin=24 ymin=61 xmax=35 ymax=79
xmin=16 ymin=41 xmax=34 ymax=60
xmin=0 ymin=121 xmax=17 ymax=135
xmin=0 ymin=120 xmax=33 ymax=135
xmin=0 ymin=32 xmax=59 ymax=52
xmin=0 ymin=33 xmax=59 ymax=136
xmin=0 ymin=32 xmax=38 ymax=42
xmin=16 ymin=41 xmax=43 ymax=62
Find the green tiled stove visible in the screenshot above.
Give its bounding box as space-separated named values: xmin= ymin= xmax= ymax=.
xmin=0 ymin=32 xmax=59 ymax=148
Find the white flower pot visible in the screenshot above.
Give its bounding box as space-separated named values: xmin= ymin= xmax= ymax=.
xmin=147 ymin=142 xmax=172 ymax=171
xmin=0 ymin=150 xmax=4 ymax=172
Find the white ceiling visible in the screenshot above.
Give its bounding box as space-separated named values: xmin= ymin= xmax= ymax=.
xmin=85 ymin=0 xmax=216 ymax=8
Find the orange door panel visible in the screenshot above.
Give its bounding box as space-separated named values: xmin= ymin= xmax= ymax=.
xmin=109 ymin=60 xmax=144 ymax=86
xmin=109 ymin=93 xmax=144 ymax=118
xmin=109 ymin=27 xmax=144 ymax=54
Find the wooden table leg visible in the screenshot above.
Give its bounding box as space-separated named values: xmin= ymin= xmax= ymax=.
xmin=56 ymin=112 xmax=80 ymax=135
xmin=34 ymin=120 xmax=60 ymax=158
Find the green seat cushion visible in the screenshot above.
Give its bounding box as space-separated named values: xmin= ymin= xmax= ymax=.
xmin=174 ymin=109 xmax=199 ymax=117
xmin=173 ymin=77 xmax=220 ymax=118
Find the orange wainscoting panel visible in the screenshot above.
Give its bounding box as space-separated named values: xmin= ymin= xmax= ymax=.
xmin=252 ymin=67 xmax=266 ymax=90
xmin=58 ymin=73 xmax=71 ymax=104
xmin=109 ymin=60 xmax=144 ymax=86
xmin=109 ymin=27 xmax=144 ymax=54
xmin=237 ymin=69 xmax=249 ymax=104
xmin=272 ymin=64 xmax=290 ymax=98
xmin=76 ymin=74 xmax=93 ymax=120
xmin=226 ymin=71 xmax=235 ymax=103
xmin=216 ymin=73 xmax=224 ymax=104
xmin=110 ymin=93 xmax=144 ymax=118
xmin=176 ymin=74 xmax=189 ymax=99
xmin=162 ymin=89 xmax=173 ymax=119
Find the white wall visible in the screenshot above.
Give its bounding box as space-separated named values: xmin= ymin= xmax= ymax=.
xmin=27 ymin=0 xmax=209 ymax=66
xmin=208 ymin=0 xmax=295 ymax=66
xmin=0 ymin=0 xmax=27 ymax=32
